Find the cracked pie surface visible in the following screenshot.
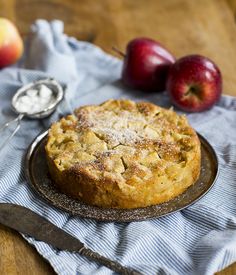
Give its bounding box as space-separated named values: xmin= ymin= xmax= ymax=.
xmin=45 ymin=99 xmax=201 ymax=209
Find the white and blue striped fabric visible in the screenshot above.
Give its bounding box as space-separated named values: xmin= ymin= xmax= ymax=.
xmin=0 ymin=20 xmax=236 ymax=275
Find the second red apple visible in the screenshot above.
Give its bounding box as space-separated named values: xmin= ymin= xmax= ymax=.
xmin=167 ymin=55 xmax=222 ymax=112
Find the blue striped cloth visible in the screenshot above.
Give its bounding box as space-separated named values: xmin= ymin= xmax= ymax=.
xmin=0 ymin=20 xmax=236 ymax=275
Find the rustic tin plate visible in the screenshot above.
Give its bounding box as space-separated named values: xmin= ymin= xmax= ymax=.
xmin=25 ymin=130 xmax=219 ymax=222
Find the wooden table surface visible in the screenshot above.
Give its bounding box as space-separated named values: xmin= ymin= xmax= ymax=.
xmin=0 ymin=0 xmax=236 ymax=274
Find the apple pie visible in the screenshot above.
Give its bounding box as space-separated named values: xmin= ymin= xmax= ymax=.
xmin=45 ymin=99 xmax=201 ymax=209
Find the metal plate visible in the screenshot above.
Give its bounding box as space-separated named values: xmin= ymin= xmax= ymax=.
xmin=25 ymin=130 xmax=219 ymax=222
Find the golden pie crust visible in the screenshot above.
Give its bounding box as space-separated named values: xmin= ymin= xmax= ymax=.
xmin=45 ymin=99 xmax=201 ymax=209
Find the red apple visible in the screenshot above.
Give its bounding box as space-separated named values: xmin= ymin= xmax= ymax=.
xmin=121 ymin=38 xmax=175 ymax=92
xmin=166 ymin=55 xmax=222 ymax=112
xmin=0 ymin=18 xmax=24 ymax=68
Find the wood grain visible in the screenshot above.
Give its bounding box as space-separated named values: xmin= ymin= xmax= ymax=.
xmin=0 ymin=0 xmax=235 ymax=274
xmin=0 ymin=225 xmax=55 ymax=275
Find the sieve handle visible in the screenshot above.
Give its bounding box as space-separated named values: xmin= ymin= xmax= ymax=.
xmin=0 ymin=114 xmax=24 ymax=152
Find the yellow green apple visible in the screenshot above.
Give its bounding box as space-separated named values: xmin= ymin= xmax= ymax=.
xmin=0 ymin=18 xmax=23 ymax=68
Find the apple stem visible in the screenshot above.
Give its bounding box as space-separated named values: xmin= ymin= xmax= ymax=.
xmin=112 ymin=46 xmax=126 ymax=58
